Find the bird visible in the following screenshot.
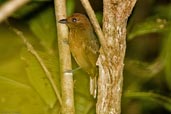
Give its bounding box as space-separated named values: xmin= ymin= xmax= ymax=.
xmin=58 ymin=13 xmax=100 ymax=97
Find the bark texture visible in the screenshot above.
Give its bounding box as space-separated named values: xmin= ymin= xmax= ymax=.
xmin=96 ymin=0 xmax=137 ymax=114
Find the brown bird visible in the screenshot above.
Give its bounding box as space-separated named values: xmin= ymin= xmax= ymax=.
xmin=59 ymin=13 xmax=100 ymax=97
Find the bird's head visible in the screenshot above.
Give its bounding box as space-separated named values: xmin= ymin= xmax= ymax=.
xmin=58 ymin=13 xmax=92 ymax=30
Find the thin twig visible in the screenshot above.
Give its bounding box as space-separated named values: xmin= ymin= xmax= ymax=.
xmin=0 ymin=0 xmax=30 ymax=23
xmin=8 ymin=24 xmax=62 ymax=105
xmin=80 ymin=0 xmax=107 ymax=55
xmin=54 ymin=0 xmax=75 ymax=113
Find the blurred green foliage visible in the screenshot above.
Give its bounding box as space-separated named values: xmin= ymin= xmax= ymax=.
xmin=0 ymin=0 xmax=171 ymax=114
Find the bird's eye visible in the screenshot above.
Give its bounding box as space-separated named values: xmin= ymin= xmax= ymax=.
xmin=72 ymin=18 xmax=77 ymax=22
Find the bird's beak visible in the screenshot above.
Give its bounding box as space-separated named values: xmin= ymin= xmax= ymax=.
xmin=58 ymin=19 xmax=68 ymax=24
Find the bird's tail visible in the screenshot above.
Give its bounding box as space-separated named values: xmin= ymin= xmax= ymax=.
xmin=89 ymin=66 xmax=98 ymax=98
xmin=90 ymin=76 xmax=97 ymax=98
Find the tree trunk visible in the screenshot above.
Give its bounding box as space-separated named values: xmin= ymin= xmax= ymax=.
xmin=96 ymin=0 xmax=137 ymax=114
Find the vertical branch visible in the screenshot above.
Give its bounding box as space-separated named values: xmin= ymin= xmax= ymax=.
xmin=80 ymin=0 xmax=136 ymax=114
xmin=54 ymin=0 xmax=75 ymax=114
xmin=97 ymin=0 xmax=137 ymax=114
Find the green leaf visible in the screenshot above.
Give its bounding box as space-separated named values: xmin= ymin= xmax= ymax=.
xmin=29 ymin=7 xmax=56 ymax=51
xmin=128 ymin=18 xmax=168 ymax=40
xmin=22 ymin=48 xmax=57 ymax=108
xmin=67 ymin=0 xmax=75 ymax=16
xmin=12 ymin=2 xmax=41 ymax=19
xmin=0 ymin=24 xmax=23 ymax=61
xmin=0 ymin=76 xmax=49 ymax=114
xmin=0 ymin=47 xmax=53 ymax=114
xmin=73 ymin=62 xmax=96 ymax=114
xmin=154 ymin=4 xmax=171 ymax=20
xmin=162 ymin=26 xmax=171 ymax=91
xmin=0 ymin=17 xmax=60 ymax=113
xmin=75 ymin=93 xmax=96 ymax=114
xmin=95 ymin=12 xmax=103 ymax=24
xmin=0 ymin=0 xmax=6 ymax=4
xmin=125 ymin=92 xmax=171 ymax=112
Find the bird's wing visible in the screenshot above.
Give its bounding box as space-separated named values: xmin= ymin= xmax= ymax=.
xmin=85 ymin=33 xmax=100 ymax=67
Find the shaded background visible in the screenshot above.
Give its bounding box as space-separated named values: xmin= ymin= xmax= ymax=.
xmin=0 ymin=0 xmax=171 ymax=114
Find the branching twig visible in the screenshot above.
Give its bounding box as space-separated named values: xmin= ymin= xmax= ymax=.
xmin=80 ymin=0 xmax=137 ymax=114
xmin=0 ymin=0 xmax=30 ymax=23
xmin=54 ymin=0 xmax=75 ymax=114
xmin=80 ymin=0 xmax=107 ymax=55
xmin=8 ymin=24 xmax=62 ymax=105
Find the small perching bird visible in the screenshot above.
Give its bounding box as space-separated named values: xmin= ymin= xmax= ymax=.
xmin=59 ymin=13 xmax=100 ymax=97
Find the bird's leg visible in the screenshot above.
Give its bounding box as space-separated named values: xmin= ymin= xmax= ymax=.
xmin=64 ymin=67 xmax=81 ymax=73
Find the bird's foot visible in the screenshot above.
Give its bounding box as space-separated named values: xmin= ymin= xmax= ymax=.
xmin=64 ymin=67 xmax=81 ymax=73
